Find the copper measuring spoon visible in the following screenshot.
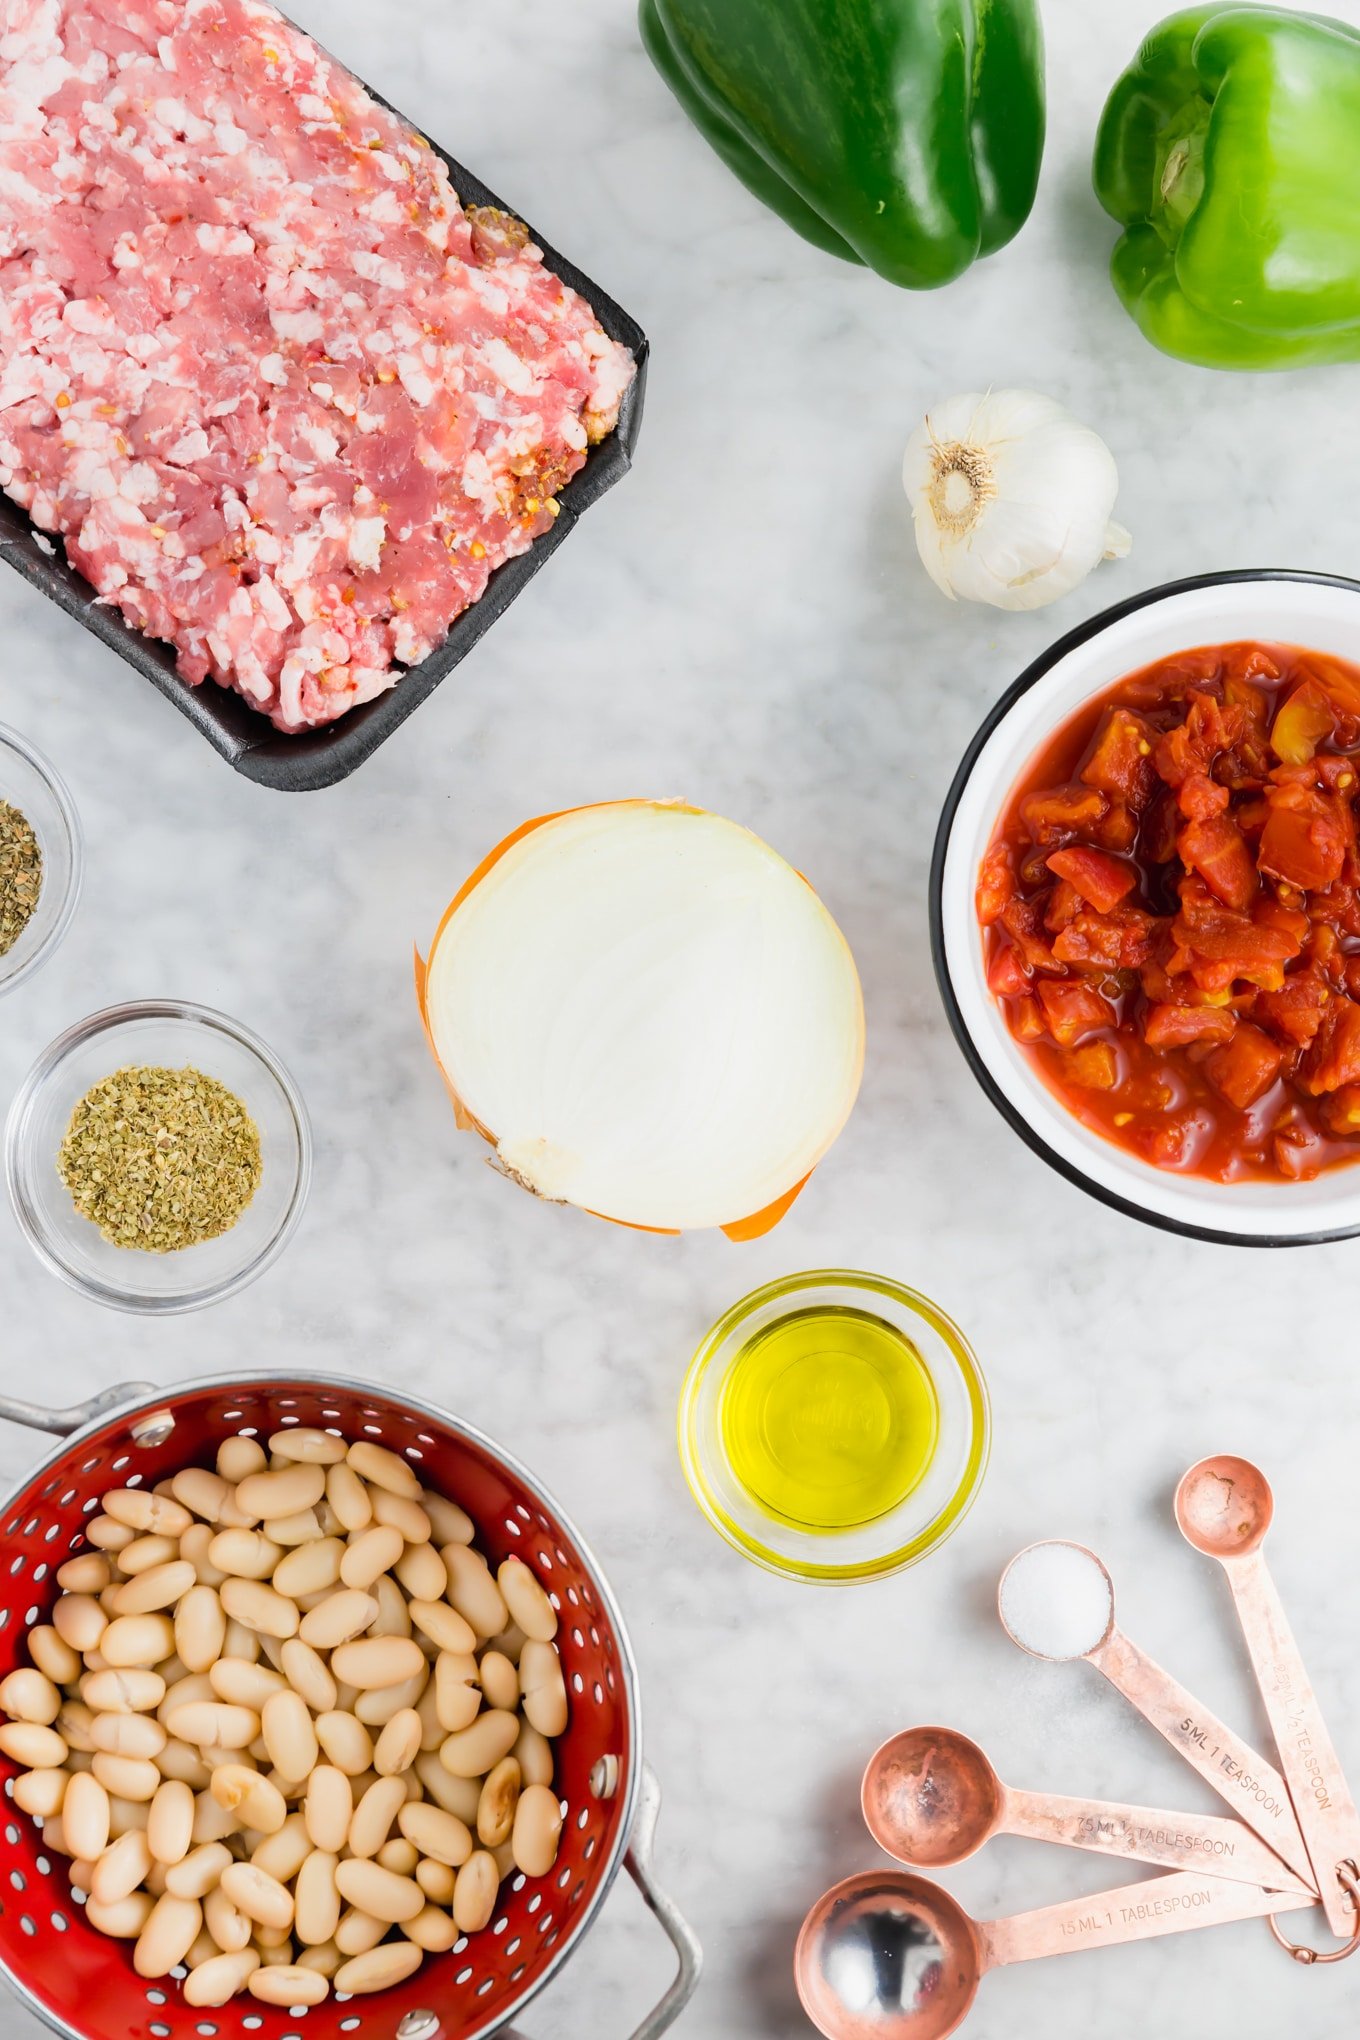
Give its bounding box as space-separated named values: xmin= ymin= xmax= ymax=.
xmin=1176 ymin=1454 xmax=1360 ymax=1941
xmin=795 ymin=1866 xmax=1314 ymax=2040
xmin=998 ymin=1540 xmax=1316 ymax=1889
xmin=862 ymin=1724 xmax=1311 ymax=1893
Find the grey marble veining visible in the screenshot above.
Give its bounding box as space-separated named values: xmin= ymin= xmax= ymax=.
xmin=3 ymin=1 xmax=1360 ymax=2033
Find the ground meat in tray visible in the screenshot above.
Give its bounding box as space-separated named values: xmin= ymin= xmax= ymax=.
xmin=0 ymin=0 xmax=637 ymax=735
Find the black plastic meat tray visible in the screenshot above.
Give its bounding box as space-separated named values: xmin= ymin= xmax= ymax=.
xmin=0 ymin=42 xmax=648 ymax=792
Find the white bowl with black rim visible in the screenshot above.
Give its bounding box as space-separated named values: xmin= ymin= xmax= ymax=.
xmin=930 ymin=569 xmax=1360 ymax=1248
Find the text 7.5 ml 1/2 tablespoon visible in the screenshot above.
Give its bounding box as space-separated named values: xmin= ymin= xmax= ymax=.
xmin=862 ymin=1724 xmax=1311 ymax=1893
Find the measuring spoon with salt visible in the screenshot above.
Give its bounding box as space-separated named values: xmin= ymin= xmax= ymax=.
xmin=1176 ymin=1455 xmax=1360 ymax=1941
xmin=862 ymin=1724 xmax=1311 ymax=1893
xmin=997 ymin=1539 xmax=1316 ymax=1890
xmin=795 ymin=1866 xmax=1314 ymax=2040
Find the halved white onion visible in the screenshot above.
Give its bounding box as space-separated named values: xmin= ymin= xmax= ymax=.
xmin=416 ymin=802 xmax=865 ymax=1235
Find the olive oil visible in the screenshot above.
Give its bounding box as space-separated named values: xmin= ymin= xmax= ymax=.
xmin=718 ymin=1305 xmax=939 ymax=1533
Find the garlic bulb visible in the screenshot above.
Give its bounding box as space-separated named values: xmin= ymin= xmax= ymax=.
xmin=902 ymin=389 xmax=1131 ymax=611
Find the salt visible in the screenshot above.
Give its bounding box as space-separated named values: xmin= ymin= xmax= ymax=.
xmin=999 ymin=1540 xmax=1113 ymax=1661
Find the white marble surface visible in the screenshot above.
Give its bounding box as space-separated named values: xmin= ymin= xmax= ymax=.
xmin=3 ymin=1 xmax=1360 ymax=2033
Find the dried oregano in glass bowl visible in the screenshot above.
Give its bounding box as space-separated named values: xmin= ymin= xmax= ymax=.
xmin=56 ymin=1064 xmax=263 ymax=1252
xmin=5 ymin=1001 xmax=310 ymax=1313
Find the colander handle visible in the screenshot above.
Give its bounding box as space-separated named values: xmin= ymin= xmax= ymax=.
xmin=0 ymin=1382 xmax=157 ymax=1436
xmin=502 ymin=1766 xmax=702 ymax=2040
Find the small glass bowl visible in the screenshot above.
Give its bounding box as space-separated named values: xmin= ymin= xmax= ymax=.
xmin=0 ymin=722 xmax=81 ymax=997
xmin=678 ymin=1270 xmax=990 ymax=1584
xmin=5 ymin=1000 xmax=311 ymax=1314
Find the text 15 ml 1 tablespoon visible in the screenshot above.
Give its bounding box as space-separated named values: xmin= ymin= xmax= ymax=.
xmin=997 ymin=1540 xmax=1316 ymax=1889
xmin=862 ymin=1725 xmax=1311 ymax=1893
xmin=795 ymin=1867 xmax=1315 ymax=2040
xmin=1176 ymin=1454 xmax=1360 ymax=1944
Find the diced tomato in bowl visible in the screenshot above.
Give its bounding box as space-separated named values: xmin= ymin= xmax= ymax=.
xmin=973 ymin=633 xmax=1360 ymax=1193
xmin=1045 ymin=846 xmax=1137 ymax=913
xmin=1203 ymin=1025 xmax=1284 ymax=1110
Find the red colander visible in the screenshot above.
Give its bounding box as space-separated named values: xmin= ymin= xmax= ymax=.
xmin=0 ymin=1372 xmax=701 ymax=2040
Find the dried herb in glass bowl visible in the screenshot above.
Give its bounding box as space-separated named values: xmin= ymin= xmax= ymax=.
xmin=56 ymin=1065 xmax=262 ymax=1253
xmin=0 ymin=801 xmax=42 ymax=957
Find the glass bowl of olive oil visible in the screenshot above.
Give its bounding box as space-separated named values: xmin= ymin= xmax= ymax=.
xmin=678 ymin=1270 xmax=990 ymax=1583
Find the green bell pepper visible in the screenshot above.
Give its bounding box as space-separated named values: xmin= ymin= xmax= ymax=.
xmin=1095 ymin=6 xmax=1360 ymax=369
xmin=639 ymin=0 xmax=1045 ymax=290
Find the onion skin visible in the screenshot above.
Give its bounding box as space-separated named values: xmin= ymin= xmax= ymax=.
xmin=415 ymin=800 xmax=855 ymax=1239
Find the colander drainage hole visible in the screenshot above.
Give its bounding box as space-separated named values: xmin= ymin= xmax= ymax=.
xmin=51 ymin=1910 xmax=67 ymax=1931
xmin=146 ymin=1991 xmax=166 ymax=2005
xmin=150 ymin=2025 xmax=170 ymax=2038
xmin=20 ymin=1916 xmax=34 ymax=1936
xmin=11 ymin=1870 xmax=26 ymax=1891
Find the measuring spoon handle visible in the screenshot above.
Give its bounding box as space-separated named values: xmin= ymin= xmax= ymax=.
xmin=979 ymin=1870 xmax=1312 ymax=1970
xmin=1091 ymin=1627 xmax=1316 ymax=1889
xmin=1226 ymin=1553 xmax=1360 ymax=1938
xmin=1002 ymin=1785 xmax=1312 ymax=1894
